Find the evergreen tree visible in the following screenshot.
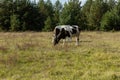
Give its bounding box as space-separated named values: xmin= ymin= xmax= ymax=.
xmin=44 ymin=16 xmax=52 ymax=31
xmin=108 ymin=0 xmax=116 ymax=10
xmin=0 ymin=0 xmax=13 ymax=31
xmin=38 ymin=0 xmax=54 ymax=31
xmin=82 ymin=0 xmax=93 ymax=17
xmin=81 ymin=0 xmax=93 ymax=30
xmin=16 ymin=0 xmax=41 ymax=31
xmin=43 ymin=0 xmax=54 ymax=31
xmin=10 ymin=14 xmax=20 ymax=31
xmin=0 ymin=0 xmax=41 ymax=31
xmin=88 ymin=0 xmax=108 ymax=30
xmin=82 ymin=0 xmax=109 ymax=30
xmin=101 ymin=1 xmax=120 ymax=31
xmin=53 ymin=0 xmax=62 ymax=26
xmin=46 ymin=0 xmax=54 ymax=16
xmin=60 ymin=0 xmax=81 ymax=25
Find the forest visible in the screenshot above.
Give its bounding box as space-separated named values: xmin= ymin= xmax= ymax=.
xmin=0 ymin=0 xmax=120 ymax=31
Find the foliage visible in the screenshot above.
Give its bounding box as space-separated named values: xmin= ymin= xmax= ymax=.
xmin=53 ymin=0 xmax=62 ymax=26
xmin=60 ymin=0 xmax=81 ymax=25
xmin=43 ymin=16 xmax=52 ymax=31
xmin=101 ymin=11 xmax=120 ymax=31
xmin=101 ymin=1 xmax=120 ymax=31
xmin=10 ymin=14 xmax=20 ymax=31
xmin=82 ymin=0 xmax=109 ymax=30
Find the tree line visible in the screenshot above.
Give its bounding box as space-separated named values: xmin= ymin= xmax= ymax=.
xmin=0 ymin=0 xmax=120 ymax=31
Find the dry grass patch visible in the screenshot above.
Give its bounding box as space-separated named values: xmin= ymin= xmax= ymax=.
xmin=0 ymin=32 xmax=120 ymax=80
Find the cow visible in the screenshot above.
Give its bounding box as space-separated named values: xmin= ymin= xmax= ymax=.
xmin=52 ymin=25 xmax=81 ymax=46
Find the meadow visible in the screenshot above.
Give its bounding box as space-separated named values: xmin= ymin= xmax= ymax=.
xmin=0 ymin=32 xmax=120 ymax=80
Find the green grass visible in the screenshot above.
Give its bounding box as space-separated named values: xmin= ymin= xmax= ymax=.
xmin=0 ymin=32 xmax=120 ymax=80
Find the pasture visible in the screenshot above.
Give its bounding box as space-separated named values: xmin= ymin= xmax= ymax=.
xmin=0 ymin=32 xmax=120 ymax=80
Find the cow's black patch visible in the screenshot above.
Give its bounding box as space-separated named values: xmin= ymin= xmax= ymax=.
xmin=58 ymin=29 xmax=71 ymax=39
xmin=53 ymin=28 xmax=61 ymax=45
xmin=65 ymin=31 xmax=70 ymax=37
xmin=55 ymin=28 xmax=60 ymax=36
xmin=54 ymin=28 xmax=66 ymax=45
xmin=71 ymin=28 xmax=77 ymax=34
xmin=54 ymin=28 xmax=71 ymax=45
xmin=57 ymin=28 xmax=66 ymax=39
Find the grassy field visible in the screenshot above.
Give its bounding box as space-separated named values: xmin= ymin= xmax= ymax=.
xmin=0 ymin=32 xmax=120 ymax=80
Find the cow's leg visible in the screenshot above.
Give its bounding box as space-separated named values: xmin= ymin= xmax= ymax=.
xmin=63 ymin=37 xmax=71 ymax=45
xmin=52 ymin=34 xmax=54 ymax=43
xmin=68 ymin=37 xmax=72 ymax=42
xmin=63 ymin=39 xmax=66 ymax=45
xmin=76 ymin=35 xmax=79 ymax=46
xmin=68 ymin=37 xmax=72 ymax=46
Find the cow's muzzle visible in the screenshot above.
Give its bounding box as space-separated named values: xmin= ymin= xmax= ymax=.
xmin=53 ymin=37 xmax=58 ymax=46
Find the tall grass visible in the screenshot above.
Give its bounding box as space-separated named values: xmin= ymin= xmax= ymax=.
xmin=0 ymin=32 xmax=120 ymax=80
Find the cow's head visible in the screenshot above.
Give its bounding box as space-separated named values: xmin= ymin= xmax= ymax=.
xmin=53 ymin=28 xmax=66 ymax=46
xmin=53 ymin=36 xmax=59 ymax=45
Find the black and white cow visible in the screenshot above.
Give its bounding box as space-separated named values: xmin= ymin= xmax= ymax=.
xmin=53 ymin=25 xmax=81 ymax=46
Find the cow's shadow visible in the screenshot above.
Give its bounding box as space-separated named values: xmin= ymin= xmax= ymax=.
xmin=59 ymin=40 xmax=92 ymax=43
xmin=80 ymin=40 xmax=92 ymax=43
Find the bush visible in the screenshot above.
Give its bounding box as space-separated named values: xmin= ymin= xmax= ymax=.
xmin=43 ymin=16 xmax=52 ymax=31
xmin=10 ymin=14 xmax=20 ymax=31
xmin=101 ymin=9 xmax=120 ymax=31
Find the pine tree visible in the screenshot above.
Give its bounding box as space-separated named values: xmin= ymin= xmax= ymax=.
xmin=10 ymin=14 xmax=20 ymax=31
xmin=60 ymin=0 xmax=81 ymax=25
xmin=101 ymin=1 xmax=120 ymax=31
xmin=108 ymin=0 xmax=116 ymax=10
xmin=85 ymin=0 xmax=108 ymax=30
xmin=53 ymin=0 xmax=62 ymax=26
xmin=38 ymin=0 xmax=54 ymax=31
xmin=44 ymin=16 xmax=52 ymax=31
xmin=0 ymin=0 xmax=13 ymax=31
xmin=81 ymin=0 xmax=93 ymax=30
